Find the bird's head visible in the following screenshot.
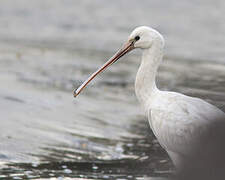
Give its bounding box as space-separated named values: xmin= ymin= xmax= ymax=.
xmin=74 ymin=26 xmax=164 ymax=97
xmin=128 ymin=26 xmax=164 ymax=49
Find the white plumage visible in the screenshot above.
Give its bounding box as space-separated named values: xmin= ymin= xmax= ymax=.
xmin=133 ymin=26 xmax=225 ymax=167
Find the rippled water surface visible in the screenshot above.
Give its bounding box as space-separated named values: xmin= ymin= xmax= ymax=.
xmin=0 ymin=0 xmax=225 ymax=179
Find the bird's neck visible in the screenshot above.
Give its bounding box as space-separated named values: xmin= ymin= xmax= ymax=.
xmin=135 ymin=45 xmax=163 ymax=110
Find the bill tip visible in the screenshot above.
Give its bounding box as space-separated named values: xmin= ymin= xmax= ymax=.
xmin=73 ymin=90 xmax=78 ymax=98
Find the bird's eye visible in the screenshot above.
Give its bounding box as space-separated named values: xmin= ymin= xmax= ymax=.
xmin=135 ymin=36 xmax=140 ymax=41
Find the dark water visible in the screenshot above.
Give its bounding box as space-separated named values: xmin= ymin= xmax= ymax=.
xmin=1 ymin=0 xmax=225 ymax=179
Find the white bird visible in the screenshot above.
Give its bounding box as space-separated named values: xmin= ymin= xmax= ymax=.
xmin=73 ymin=26 xmax=225 ymax=167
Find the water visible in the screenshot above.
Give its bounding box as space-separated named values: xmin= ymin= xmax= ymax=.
xmin=0 ymin=0 xmax=225 ymax=179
